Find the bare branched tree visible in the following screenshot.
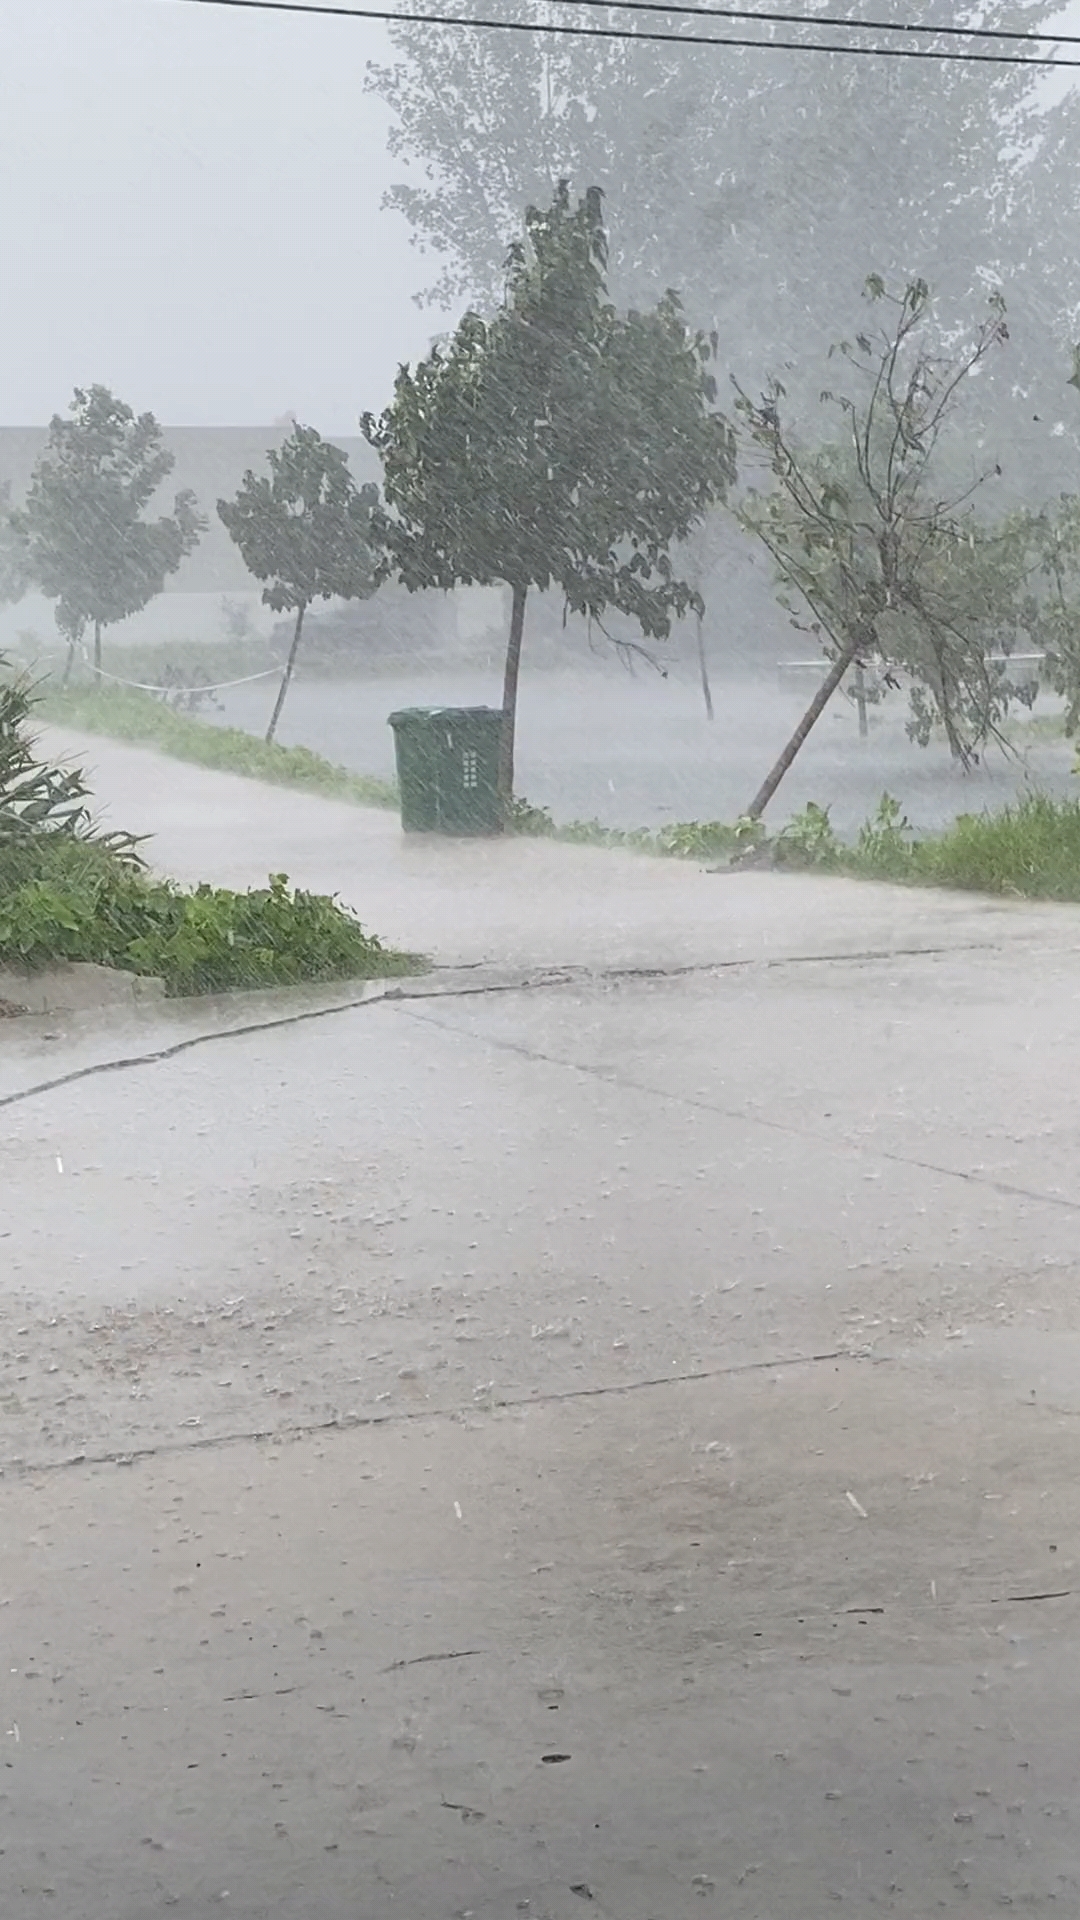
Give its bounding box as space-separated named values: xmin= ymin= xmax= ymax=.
xmin=733 ymin=277 xmax=1014 ymax=820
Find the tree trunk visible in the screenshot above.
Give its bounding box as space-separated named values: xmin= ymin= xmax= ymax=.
xmin=853 ymin=661 xmax=869 ymax=738
xmin=744 ymin=640 xmax=861 ymax=821
xmin=696 ymin=610 xmax=714 ymax=722
xmin=61 ymin=637 xmax=76 ymax=689
xmin=498 ymin=583 xmax=527 ymax=811
xmin=266 ymin=602 xmax=306 ymax=744
xmin=93 ymin=620 xmax=102 ymax=677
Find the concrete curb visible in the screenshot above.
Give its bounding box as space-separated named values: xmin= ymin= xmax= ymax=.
xmin=0 ymin=962 xmax=166 ymax=1017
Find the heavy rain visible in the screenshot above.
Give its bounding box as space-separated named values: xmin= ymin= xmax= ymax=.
xmin=3 ymin=1 xmax=1080 ymax=1914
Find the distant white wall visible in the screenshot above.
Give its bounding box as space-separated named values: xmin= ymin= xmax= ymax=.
xmin=0 ymin=589 xmax=277 ymax=657
xmin=1 ymin=583 xmax=509 ymax=660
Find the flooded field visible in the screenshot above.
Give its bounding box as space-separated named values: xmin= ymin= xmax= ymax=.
xmin=210 ymin=663 xmax=1076 ymax=837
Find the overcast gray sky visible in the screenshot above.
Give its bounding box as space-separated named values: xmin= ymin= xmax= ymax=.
xmin=1 ymin=0 xmax=438 ymax=430
xmin=3 ymin=0 xmax=1079 ymax=431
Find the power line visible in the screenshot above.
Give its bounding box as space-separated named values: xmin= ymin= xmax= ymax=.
xmin=178 ymin=0 xmax=1080 ymax=65
xmin=511 ymin=0 xmax=1080 ymax=45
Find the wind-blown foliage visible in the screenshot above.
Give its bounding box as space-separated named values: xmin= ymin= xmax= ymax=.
xmin=0 ymin=659 xmax=415 ymax=995
xmin=218 ymin=424 xmax=379 ymax=742
xmin=0 ymin=484 xmax=30 ymax=608
xmin=734 ymin=277 xmax=1014 ymax=817
xmin=368 ymin=0 xmax=1080 ymax=505
xmin=0 ymin=663 xmax=131 ymax=849
xmin=363 ymin=182 xmax=735 ymax=803
xmin=15 ymin=386 xmax=203 ymax=679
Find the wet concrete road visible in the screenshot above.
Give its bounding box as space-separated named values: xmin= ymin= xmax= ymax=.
xmin=3 ymin=736 xmax=1080 ymax=1915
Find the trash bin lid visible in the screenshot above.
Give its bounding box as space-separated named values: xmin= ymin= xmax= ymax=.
xmin=388 ymin=706 xmax=502 ymax=726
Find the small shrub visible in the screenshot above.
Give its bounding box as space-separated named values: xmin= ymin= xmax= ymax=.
xmin=0 ymin=858 xmax=418 ymax=995
xmin=511 ymin=804 xmax=748 ymax=864
xmin=655 ymin=819 xmax=742 ymax=861
xmin=772 ymin=801 xmax=841 ymax=870
xmin=508 ymin=795 xmax=556 ymax=836
xmin=853 ymin=792 xmax=918 ymax=878
xmin=0 ymin=829 xmax=132 ymax=898
xmin=1 ymin=667 xmax=142 ymax=860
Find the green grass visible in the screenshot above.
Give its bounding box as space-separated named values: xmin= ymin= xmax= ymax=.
xmin=519 ymin=788 xmax=1080 ymax=901
xmin=908 ymin=792 xmax=1080 ymax=899
xmin=41 ymin=685 xmax=399 ymax=810
xmin=761 ymin=790 xmax=1080 ymax=901
xmin=510 ymin=796 xmax=746 ymax=862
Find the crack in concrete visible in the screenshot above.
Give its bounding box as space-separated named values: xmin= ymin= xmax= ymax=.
xmin=0 ymin=939 xmax=1007 ymax=1112
xmin=386 ymin=940 xmax=1007 ymax=996
xmin=397 ymin=1000 xmax=1080 ymax=1219
xmin=0 ymin=1346 xmax=857 ymax=1480
xmin=0 ymin=986 xmax=393 ymax=1112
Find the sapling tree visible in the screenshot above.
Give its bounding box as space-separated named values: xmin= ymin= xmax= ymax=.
xmin=734 ymin=277 xmax=1013 ymax=819
xmin=0 ymin=486 xmax=30 ymax=610
xmin=218 ymin=425 xmax=379 ymax=742
xmin=16 ymin=386 xmax=203 ymax=682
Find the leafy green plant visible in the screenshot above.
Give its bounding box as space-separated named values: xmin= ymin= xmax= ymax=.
xmin=1 ymin=666 xmax=141 ymax=861
xmin=0 ymin=827 xmax=131 ymax=899
xmin=506 ymin=797 xmax=754 ymax=864
xmin=508 ymin=795 xmax=557 ymax=836
xmin=14 ymin=385 xmax=203 ymax=679
xmin=0 ymin=859 xmax=418 ymax=995
xmin=218 ymin=424 xmax=380 ymax=741
xmin=654 ymin=819 xmax=742 ymax=861
xmin=559 ymin=819 xmax=657 ymax=852
xmin=120 ymin=873 xmax=416 ymax=997
xmin=772 ymin=802 xmax=841 ymax=870
xmin=910 ymin=792 xmax=1080 ymax=899
xmin=1 ymin=660 xmax=416 ymax=995
xmin=854 ymin=792 xmax=918 ymax=877
xmin=365 ymin=181 xmax=735 ymax=806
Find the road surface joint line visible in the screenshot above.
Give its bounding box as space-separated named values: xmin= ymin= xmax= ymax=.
xmin=398 ymin=1000 xmax=1080 ymax=1219
xmin=0 ymin=1346 xmax=859 ymax=1480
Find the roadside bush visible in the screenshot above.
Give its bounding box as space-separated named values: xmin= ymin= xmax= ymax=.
xmin=654 ymin=819 xmax=743 ymax=861
xmin=0 ymin=859 xmax=417 ymax=995
xmin=852 ymin=792 xmax=919 ymax=878
xmin=1 ymin=659 xmax=418 ymax=995
xmin=772 ymin=802 xmax=842 ymax=870
xmin=510 ymin=798 xmax=754 ymax=863
xmin=508 ymin=795 xmax=557 ymax=836
xmin=2 ymin=669 xmax=133 ymax=848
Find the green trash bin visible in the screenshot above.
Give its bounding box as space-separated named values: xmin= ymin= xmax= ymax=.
xmin=388 ymin=706 xmax=505 ymax=836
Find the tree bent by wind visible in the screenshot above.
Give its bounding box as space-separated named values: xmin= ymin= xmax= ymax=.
xmin=735 ymin=277 xmax=1014 ymax=820
xmin=363 ymin=182 xmax=736 ymax=810
xmin=218 ymin=425 xmax=379 ymax=743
